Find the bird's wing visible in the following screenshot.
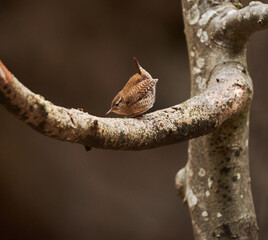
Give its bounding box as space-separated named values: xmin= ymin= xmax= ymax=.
xmin=123 ymin=78 xmax=158 ymax=104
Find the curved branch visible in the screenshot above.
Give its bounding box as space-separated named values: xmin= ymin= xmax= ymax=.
xmin=216 ymin=1 xmax=268 ymax=37
xmin=0 ymin=61 xmax=251 ymax=150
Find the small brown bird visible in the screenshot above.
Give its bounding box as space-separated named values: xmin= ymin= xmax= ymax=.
xmin=106 ymin=58 xmax=158 ymax=117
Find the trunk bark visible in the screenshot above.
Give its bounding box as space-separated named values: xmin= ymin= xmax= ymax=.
xmin=177 ymin=0 xmax=259 ymax=239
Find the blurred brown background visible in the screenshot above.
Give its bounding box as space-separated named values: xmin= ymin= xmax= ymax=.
xmin=0 ymin=0 xmax=267 ymax=239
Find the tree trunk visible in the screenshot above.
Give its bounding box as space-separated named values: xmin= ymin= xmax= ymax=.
xmin=174 ymin=0 xmax=267 ymax=239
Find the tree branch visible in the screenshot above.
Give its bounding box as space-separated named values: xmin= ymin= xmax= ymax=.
xmin=215 ymin=2 xmax=268 ymax=39
xmin=0 ymin=61 xmax=251 ymax=150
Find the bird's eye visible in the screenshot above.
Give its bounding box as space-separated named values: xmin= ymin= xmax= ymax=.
xmin=114 ymin=97 xmax=121 ymax=107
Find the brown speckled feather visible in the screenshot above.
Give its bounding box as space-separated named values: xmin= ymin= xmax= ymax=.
xmin=106 ymin=58 xmax=158 ymax=117
xmin=122 ymin=78 xmax=158 ymax=104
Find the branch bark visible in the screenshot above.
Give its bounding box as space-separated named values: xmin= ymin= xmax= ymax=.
xmin=219 ymin=1 xmax=268 ymax=36
xmin=0 ymin=61 xmax=250 ymax=150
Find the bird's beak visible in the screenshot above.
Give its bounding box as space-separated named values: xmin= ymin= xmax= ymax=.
xmin=106 ymin=108 xmax=113 ymax=115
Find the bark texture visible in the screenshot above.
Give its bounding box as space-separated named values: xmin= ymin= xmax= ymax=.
xmin=0 ymin=61 xmax=250 ymax=150
xmin=0 ymin=0 xmax=268 ymax=239
xmin=175 ymin=0 xmax=268 ymax=239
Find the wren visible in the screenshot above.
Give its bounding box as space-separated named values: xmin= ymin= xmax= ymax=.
xmin=106 ymin=58 xmax=158 ymax=117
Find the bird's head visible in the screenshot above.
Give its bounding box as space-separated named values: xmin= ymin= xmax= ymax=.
xmin=106 ymin=93 xmax=126 ymax=115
